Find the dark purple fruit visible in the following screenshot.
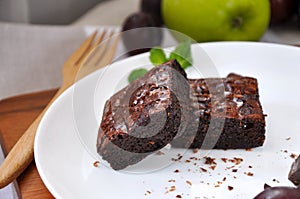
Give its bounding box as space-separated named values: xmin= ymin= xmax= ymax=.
xmin=254 ymin=186 xmax=300 ymax=199
xmin=122 ymin=12 xmax=163 ymax=56
xmin=270 ymin=0 xmax=297 ymax=24
xmin=140 ymin=0 xmax=163 ymax=26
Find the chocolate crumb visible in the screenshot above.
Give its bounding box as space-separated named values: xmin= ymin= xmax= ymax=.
xmin=171 ymin=157 xmax=182 ymax=162
xmin=200 ymin=167 xmax=207 ymax=172
xmin=223 ymin=177 xmax=226 ymax=181
xmin=232 ymin=169 xmax=238 ymax=173
xmin=185 ymin=160 xmax=191 ymax=163
xmin=204 ymin=156 xmax=216 ymax=165
xmin=290 ymin=153 xmax=297 ymax=159
xmin=168 ymin=179 xmax=175 ymax=182
xmin=193 ymin=148 xmax=199 ymax=153
xmin=245 ymin=148 xmax=252 ymax=151
xmin=272 ymin=179 xmax=280 ymax=183
xmin=232 ymin=157 xmax=243 ymax=165
xmin=176 ymin=195 xmax=182 ymax=198
xmin=210 ymin=165 xmax=216 ymax=170
xmin=248 ymin=165 xmax=253 ymax=168
xmin=286 ymin=137 xmax=291 ymax=141
xmin=174 ymin=169 xmax=180 ymax=173
xmin=228 ymin=186 xmax=234 ymax=191
xmin=156 ymin=151 xmax=165 ymax=155
xmin=221 ymin=158 xmax=227 ymax=163
xmin=244 ymin=172 xmax=254 ymax=176
xmin=226 ymin=165 xmax=235 ymax=170
xmin=169 ymin=186 xmax=176 ymax=192
xmin=186 ymin=180 xmax=192 ymax=186
xmin=172 ymin=154 xmax=183 ymax=162
xmin=93 ymin=161 xmax=100 ymax=167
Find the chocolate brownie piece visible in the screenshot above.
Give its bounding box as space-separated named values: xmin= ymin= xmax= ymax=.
xmin=97 ymin=60 xmax=190 ymax=170
xmin=289 ymin=155 xmax=300 ymax=186
xmin=172 ymin=73 xmax=266 ymax=149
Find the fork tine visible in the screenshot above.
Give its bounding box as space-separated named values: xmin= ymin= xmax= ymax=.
xmin=90 ymin=30 xmax=121 ymax=67
xmin=70 ymin=30 xmax=98 ymax=66
xmin=79 ymin=30 xmax=107 ymax=65
xmin=75 ymin=30 xmax=119 ymax=81
xmin=96 ymin=31 xmax=120 ymax=68
xmin=91 ymin=30 xmax=107 ymax=49
xmin=85 ymin=30 xmax=112 ymax=67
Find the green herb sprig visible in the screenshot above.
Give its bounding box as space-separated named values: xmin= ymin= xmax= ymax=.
xmin=128 ymin=40 xmax=192 ymax=83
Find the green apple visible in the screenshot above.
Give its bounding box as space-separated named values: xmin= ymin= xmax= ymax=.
xmin=162 ymin=0 xmax=270 ymax=42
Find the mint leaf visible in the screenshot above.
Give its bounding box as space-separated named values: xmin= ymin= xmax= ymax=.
xmin=149 ymin=41 xmax=193 ymax=68
xmin=169 ymin=40 xmax=192 ymax=69
xmin=149 ymin=47 xmax=168 ymax=66
xmin=128 ymin=41 xmax=193 ymax=84
xmin=128 ymin=68 xmax=148 ymax=83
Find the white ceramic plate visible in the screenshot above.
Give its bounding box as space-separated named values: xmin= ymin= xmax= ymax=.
xmin=35 ymin=42 xmax=300 ymax=199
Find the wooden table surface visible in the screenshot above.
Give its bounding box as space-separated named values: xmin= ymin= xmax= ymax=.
xmin=0 ymin=89 xmax=58 ymax=199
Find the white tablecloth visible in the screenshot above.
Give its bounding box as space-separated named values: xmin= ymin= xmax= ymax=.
xmin=0 ymin=23 xmax=87 ymax=99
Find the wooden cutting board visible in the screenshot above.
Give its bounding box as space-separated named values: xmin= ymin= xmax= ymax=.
xmin=0 ymin=89 xmax=58 ymax=199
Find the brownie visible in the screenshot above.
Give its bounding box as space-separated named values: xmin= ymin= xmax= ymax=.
xmin=97 ymin=61 xmax=266 ymax=170
xmin=289 ymin=155 xmax=300 ymax=186
xmin=97 ymin=60 xmax=190 ymax=170
xmin=172 ymin=73 xmax=266 ymax=149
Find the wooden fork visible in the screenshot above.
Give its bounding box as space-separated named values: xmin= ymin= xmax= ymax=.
xmin=0 ymin=29 xmax=120 ymax=188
